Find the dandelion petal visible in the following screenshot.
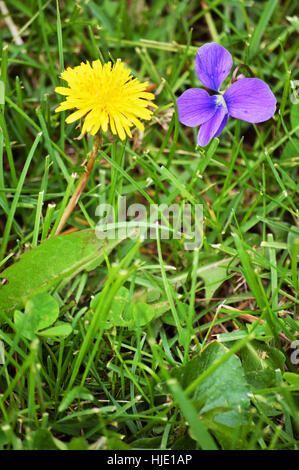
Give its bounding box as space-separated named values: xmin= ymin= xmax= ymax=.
xmin=197 ymin=104 xmax=227 ymax=146
xmin=195 ymin=43 xmax=233 ymax=92
xmin=177 ymin=89 xmax=217 ymax=126
xmin=224 ymin=78 xmax=276 ymax=123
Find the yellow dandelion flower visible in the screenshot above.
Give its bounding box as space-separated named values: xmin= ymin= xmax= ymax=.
xmin=55 ymin=59 xmax=157 ymax=140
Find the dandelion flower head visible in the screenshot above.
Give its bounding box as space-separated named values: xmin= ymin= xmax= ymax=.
xmin=55 ymin=59 xmax=157 ymax=140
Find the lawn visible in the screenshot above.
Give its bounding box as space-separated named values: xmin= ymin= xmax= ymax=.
xmin=0 ymin=0 xmax=298 ymax=451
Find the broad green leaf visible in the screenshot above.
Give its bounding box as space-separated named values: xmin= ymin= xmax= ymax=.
xmin=0 ymin=229 xmax=124 ymax=316
xmin=37 ymin=321 xmax=72 ymax=338
xmin=130 ymin=302 xmax=157 ymax=327
xmin=173 ymin=341 xmax=250 ymax=427
xmin=89 ymin=287 xmax=128 ymax=329
xmin=107 ymin=285 xmax=130 ymax=325
xmin=26 ymin=292 xmax=59 ymax=330
xmin=162 ymin=300 xmax=188 ymax=326
xmin=14 ymin=292 xmax=59 ymax=340
xmin=105 ymin=437 xmax=131 ymax=450
xmin=91 ymin=286 xmax=169 ymax=329
xmin=240 ymin=340 xmax=286 ymax=388
xmin=281 ymin=139 xmax=299 ymax=158
xmin=32 ymin=429 xmax=67 ymax=451
xmin=130 ymin=437 xmax=162 ymax=449
xmin=171 ymin=435 xmax=197 ymax=450
xmin=283 ymin=372 xmax=299 ymax=386
xmin=0 ymin=430 xmax=9 ymax=449
xmin=14 ymin=310 xmax=38 ymax=340
xmin=200 ymin=413 xmax=252 ymax=450
xmin=196 ymin=257 xmax=234 ymax=301
xmin=67 ymin=437 xmax=89 ymax=450
xmin=146 ymin=288 xmax=161 ymax=302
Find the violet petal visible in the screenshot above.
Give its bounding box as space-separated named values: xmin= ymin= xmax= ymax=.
xmin=195 ymin=43 xmax=233 ymax=92
xmin=214 ymin=113 xmax=229 ymax=137
xmin=197 ymin=104 xmax=227 ymax=146
xmin=177 ymin=88 xmax=218 ymax=127
xmin=224 ymin=78 xmax=276 ymax=123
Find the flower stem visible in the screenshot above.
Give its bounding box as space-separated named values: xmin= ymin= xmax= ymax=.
xmin=54 ymin=134 xmax=101 ymax=236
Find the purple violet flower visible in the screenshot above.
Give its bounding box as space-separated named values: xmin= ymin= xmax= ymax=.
xmin=177 ymin=43 xmax=277 ymax=146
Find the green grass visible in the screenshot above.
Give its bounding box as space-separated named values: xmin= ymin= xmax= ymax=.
xmin=0 ymin=0 xmax=298 ymax=451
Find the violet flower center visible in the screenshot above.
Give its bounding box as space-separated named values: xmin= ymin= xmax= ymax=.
xmin=215 ymin=94 xmax=228 ymax=112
